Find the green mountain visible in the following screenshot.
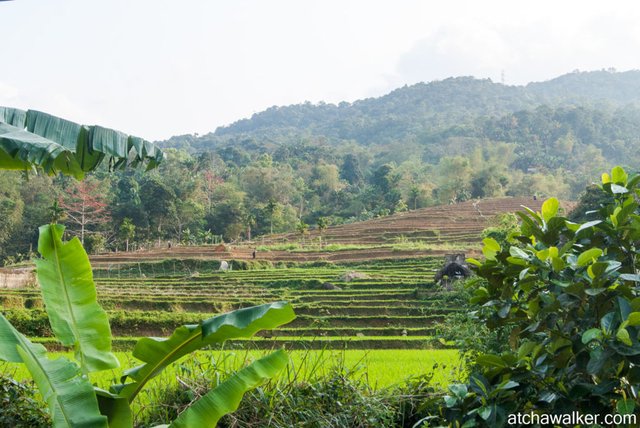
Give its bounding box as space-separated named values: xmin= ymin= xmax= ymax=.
xmin=160 ymin=70 xmax=640 ymax=153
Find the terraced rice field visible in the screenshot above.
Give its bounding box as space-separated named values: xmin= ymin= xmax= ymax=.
xmin=89 ymin=196 xmax=571 ymax=266
xmin=0 ymin=198 xmax=573 ymax=354
xmin=0 ymin=258 xmax=465 ymax=350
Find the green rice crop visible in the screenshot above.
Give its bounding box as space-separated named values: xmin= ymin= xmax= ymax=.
xmin=0 ymin=349 xmax=462 ymax=392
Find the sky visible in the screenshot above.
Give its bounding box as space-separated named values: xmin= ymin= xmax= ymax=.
xmin=2 ymin=0 xmax=640 ymax=141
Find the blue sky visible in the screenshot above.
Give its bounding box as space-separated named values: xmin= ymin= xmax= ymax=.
xmin=2 ymin=0 xmax=640 ymax=140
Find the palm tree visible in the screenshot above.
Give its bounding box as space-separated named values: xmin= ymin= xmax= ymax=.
xmin=244 ymin=212 xmax=257 ymax=241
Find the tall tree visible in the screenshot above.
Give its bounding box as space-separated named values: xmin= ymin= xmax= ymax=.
xmin=140 ymin=176 xmax=176 ymax=241
xmin=118 ymin=218 xmax=136 ymax=252
xmin=0 ymin=171 xmax=24 ymax=260
xmin=340 ymin=154 xmax=364 ymax=187
xmin=265 ymin=198 xmax=278 ymax=235
xmin=60 ymin=178 xmax=110 ymax=245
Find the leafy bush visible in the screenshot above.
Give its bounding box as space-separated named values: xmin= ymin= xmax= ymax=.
xmin=230 ymin=259 xmax=274 ymax=270
xmin=84 ymin=233 xmax=107 ymax=254
xmin=433 ymin=281 xmax=509 ymax=368
xmin=480 ymin=212 xmax=519 ymax=249
xmin=4 ymin=309 xmax=51 ymax=337
xmin=0 ymin=375 xmax=50 ymax=427
xmin=447 ymin=167 xmax=640 ymax=426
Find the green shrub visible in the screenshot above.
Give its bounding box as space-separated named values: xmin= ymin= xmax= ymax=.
xmin=230 ymin=259 xmax=274 ymax=270
xmin=4 ymin=309 xmax=51 ymax=337
xmin=479 ymin=212 xmax=519 ymax=248
xmin=0 ymin=375 xmax=50 ymax=427
xmin=84 ymin=233 xmax=107 ymax=254
xmin=447 ymin=167 xmax=640 ymax=427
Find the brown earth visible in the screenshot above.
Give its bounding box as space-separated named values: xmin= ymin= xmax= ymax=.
xmin=0 ymin=268 xmax=36 ymax=288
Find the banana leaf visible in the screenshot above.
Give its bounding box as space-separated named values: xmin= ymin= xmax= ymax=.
xmin=0 ymin=106 xmax=27 ymax=127
xmin=115 ymin=301 xmax=295 ymax=401
xmin=95 ymin=388 xmax=133 ymax=428
xmin=0 ymin=313 xmax=107 ymax=428
xmin=169 ymin=349 xmax=289 ymax=427
xmin=0 ymin=106 xmax=163 ymax=177
xmin=0 ymin=121 xmax=81 ymax=175
xmin=35 ymin=224 xmax=119 ymax=373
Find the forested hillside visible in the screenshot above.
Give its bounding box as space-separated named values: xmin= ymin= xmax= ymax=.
xmin=163 ymin=69 xmax=640 ymax=150
xmin=2 ymin=70 xmax=640 ymax=264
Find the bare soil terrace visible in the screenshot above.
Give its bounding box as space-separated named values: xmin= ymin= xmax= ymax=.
xmin=90 ymin=197 xmax=573 ymax=266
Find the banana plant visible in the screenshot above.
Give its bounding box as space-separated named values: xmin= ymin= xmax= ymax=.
xmin=0 ymin=106 xmax=164 ymax=178
xmin=0 ymin=108 xmax=296 ymax=427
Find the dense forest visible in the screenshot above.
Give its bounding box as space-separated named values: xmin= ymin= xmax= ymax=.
xmin=2 ymin=69 xmax=640 ymax=264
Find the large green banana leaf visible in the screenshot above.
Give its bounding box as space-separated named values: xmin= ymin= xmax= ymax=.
xmin=0 ymin=312 xmax=47 ymax=362
xmin=35 ymin=224 xmax=119 ymax=373
xmin=115 ymin=301 xmax=295 ymax=401
xmin=95 ymin=388 xmax=134 ymax=428
xmin=0 ymin=107 xmax=163 ymax=178
xmin=0 ymin=313 xmax=108 ymax=428
xmin=169 ymin=349 xmax=289 ymax=428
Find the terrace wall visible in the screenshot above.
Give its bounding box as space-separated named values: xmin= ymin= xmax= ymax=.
xmin=0 ymin=268 xmax=36 ymax=288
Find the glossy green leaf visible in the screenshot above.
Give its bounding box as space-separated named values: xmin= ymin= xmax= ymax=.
xmin=476 ymin=354 xmax=507 ymax=369
xmin=627 ymin=312 xmax=640 ymax=326
xmin=601 ymin=313 xmax=616 ymax=334
xmin=541 ymin=197 xmax=559 ymax=222
xmin=118 ymin=301 xmax=295 ymax=401
xmin=574 ymin=220 xmax=602 ymax=235
xmin=482 ymin=238 xmax=500 ymax=261
xmin=577 ymin=248 xmax=603 ymax=267
xmin=169 ymin=350 xmax=288 ymax=428
xmin=611 ymin=166 xmax=628 ymax=185
xmin=449 ymin=383 xmax=468 ymax=398
xmin=616 ymin=327 xmax=632 ymax=346
xmin=509 ymin=247 xmax=529 ymax=260
xmin=478 ymin=406 xmax=492 ymax=420
xmin=506 ymin=256 xmax=527 ymax=266
xmin=602 ymin=172 xmax=611 ymax=184
xmin=536 ymin=248 xmax=549 ymax=260
xmin=617 ymin=399 xmax=635 ymax=415
xmin=466 ymin=257 xmax=482 ymax=267
xmin=581 ymin=328 xmax=603 ymax=344
xmin=34 ymin=224 xmax=118 ymax=373
xmin=551 ymin=257 xmax=565 ymax=272
xmin=620 ymin=274 xmax=640 ymax=282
